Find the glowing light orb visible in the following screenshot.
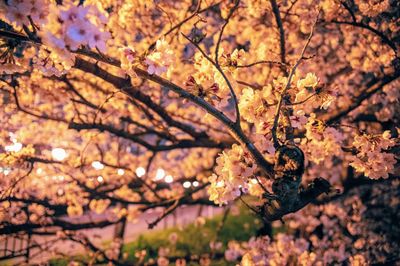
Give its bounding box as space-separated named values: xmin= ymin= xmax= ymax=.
xmin=5 ymin=142 xmax=22 ymax=152
xmin=183 ymin=181 xmax=191 ymax=188
xmin=135 ymin=167 xmax=146 ymax=177
xmin=57 ymin=188 xmax=64 ymax=196
xmin=165 ymin=175 xmax=173 ymax=183
xmin=51 ymin=148 xmax=67 ymax=161
xmin=154 ymin=168 xmax=165 ymax=180
xmin=3 ymin=168 xmax=11 ymax=175
xmin=92 ymin=161 xmax=104 ymax=170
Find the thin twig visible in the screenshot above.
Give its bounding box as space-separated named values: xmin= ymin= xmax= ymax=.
xmin=182 ymin=32 xmax=242 ymax=126
xmin=214 ymin=0 xmax=240 ymax=64
xmin=0 ymin=26 xmax=275 ymax=179
xmin=237 ymin=60 xmax=288 ymax=69
xmin=147 ymin=0 xmax=222 ymax=51
xmin=327 ymin=19 xmax=397 ymax=55
xmin=239 ymin=195 xmax=259 ymax=214
xmin=214 ymin=0 xmax=241 ymax=124
xmin=271 ymin=11 xmax=319 ymax=148
xmin=148 ymin=199 xmax=179 ymax=229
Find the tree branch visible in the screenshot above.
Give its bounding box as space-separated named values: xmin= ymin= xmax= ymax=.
xmin=270 ymin=0 xmax=287 ymax=74
xmin=271 ymin=12 xmax=319 ymax=148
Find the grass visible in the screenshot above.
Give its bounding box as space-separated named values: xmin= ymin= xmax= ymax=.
xmin=49 ymin=202 xmax=265 ymax=265
xmin=122 ymin=204 xmax=263 ymax=264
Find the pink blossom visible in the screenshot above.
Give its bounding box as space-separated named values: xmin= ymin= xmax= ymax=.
xmin=5 ymin=5 xmax=30 ymax=27
xmin=145 ymin=39 xmax=174 ymax=76
xmin=290 ymin=110 xmax=308 ymax=128
xmin=146 ymin=57 xmax=168 ymax=76
xmin=59 ymin=4 xmax=89 ymax=23
xmin=88 ymin=30 xmax=111 ymax=52
xmin=66 ymin=22 xmax=91 ymax=50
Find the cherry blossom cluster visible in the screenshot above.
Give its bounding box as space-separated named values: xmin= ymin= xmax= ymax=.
xmin=345 ymin=35 xmax=395 ymax=73
xmin=120 ymin=39 xmax=175 ymax=77
xmin=120 ymin=46 xmax=139 ymax=77
xmin=303 ymin=114 xmax=345 ymax=165
xmin=192 ymin=52 xmax=231 ymax=109
xmin=0 ymin=0 xmax=398 ymax=263
xmin=1 ymin=0 xmax=110 ymax=76
xmin=320 ymin=0 xmax=341 ymax=21
xmin=226 ymin=230 xmax=369 ymax=265
xmin=187 ymin=49 xmax=246 ymax=111
xmin=44 ymin=1 xmax=110 ymax=52
xmin=207 ymin=144 xmax=257 ymax=205
xmin=238 ymin=86 xmax=277 ymax=158
xmin=207 ymin=71 xmax=343 ymax=205
xmin=224 ymin=234 xmax=316 ymax=265
xmin=219 ymin=48 xmax=246 ymax=72
xmin=355 ymin=0 xmax=390 ymax=17
xmin=239 ymin=85 xmax=275 ymax=129
xmin=349 ymin=131 xmax=397 ymax=179
xmin=372 ymin=81 xmax=399 ymax=122
xmin=0 ymin=0 xmax=49 ymax=28
xmin=295 ymin=73 xmax=337 ymax=110
xmin=40 ymin=1 xmax=109 ymax=74
xmin=282 ymin=179 xmax=400 ymax=264
xmin=145 ymin=39 xmax=175 ymax=76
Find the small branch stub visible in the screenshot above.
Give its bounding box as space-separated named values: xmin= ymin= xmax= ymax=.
xmin=259 ymin=144 xmax=332 ymax=221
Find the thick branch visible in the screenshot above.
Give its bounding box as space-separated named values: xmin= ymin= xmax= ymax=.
xmin=272 ymin=13 xmax=318 ymax=147
xmin=0 ymin=30 xmax=275 ymax=178
xmin=69 ymin=121 xmax=224 ymax=151
xmin=327 ymin=20 xmax=398 ymax=55
xmin=270 ymin=0 xmax=287 ymax=72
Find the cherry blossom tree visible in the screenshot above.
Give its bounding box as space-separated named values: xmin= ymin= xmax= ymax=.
xmin=0 ymin=0 xmax=399 ymax=265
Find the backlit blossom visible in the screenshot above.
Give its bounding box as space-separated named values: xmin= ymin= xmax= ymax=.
xmin=304 ymin=114 xmax=345 ymax=164
xmin=220 ymin=48 xmax=246 ymax=72
xmin=89 ymin=199 xmax=110 ymax=214
xmin=319 ymin=88 xmax=338 ymax=109
xmin=207 ymin=144 xmax=257 ymax=205
xmin=349 ymin=131 xmax=397 ymax=179
xmin=145 ymin=39 xmax=174 ymax=76
xmin=224 ymin=241 xmax=243 ymax=261
xmin=66 ymin=22 xmax=91 ymax=50
xmin=350 ymin=254 xmax=367 ymax=266
xmin=290 ymin=110 xmax=307 ymax=129
xmin=297 ymin=73 xmax=318 ymax=89
xmin=1 ymin=1 xmax=32 ymax=27
xmin=88 ymin=30 xmax=110 ymax=52
xmin=4 ymin=0 xmax=111 ymax=76
xmin=0 ymin=0 xmax=398 ymax=264
xmin=120 ymin=46 xmax=139 ymax=76
xmin=355 ymin=0 xmax=389 ymax=17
